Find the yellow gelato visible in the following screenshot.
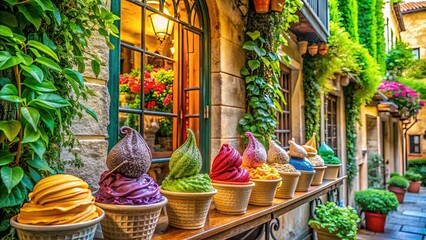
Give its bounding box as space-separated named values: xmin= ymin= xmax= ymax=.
xmin=17 ymin=174 xmax=99 ymax=225
xmin=244 ymin=164 xmax=281 ymax=180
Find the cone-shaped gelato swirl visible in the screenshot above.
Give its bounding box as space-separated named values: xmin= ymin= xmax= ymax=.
xmin=242 ymin=132 xmax=267 ymax=168
xmin=17 ymin=174 xmax=99 ymax=225
xmin=210 ymin=144 xmax=250 ymax=183
xmin=168 ymin=129 xmax=201 ymax=179
xmin=318 ymin=143 xmax=341 ymax=164
xmin=107 ymin=127 xmax=152 ymax=178
xmin=95 ymin=171 xmax=164 ymax=205
xmin=162 ymin=129 xmax=215 ymax=192
xmin=267 ymin=140 xmax=290 ymax=164
xmin=288 ymin=140 xmax=308 ymax=158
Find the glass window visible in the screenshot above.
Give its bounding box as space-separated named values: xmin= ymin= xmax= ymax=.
xmin=324 ymin=95 xmax=338 ymax=155
xmin=412 ymin=48 xmax=420 ymax=60
xmin=110 ymin=1 xmax=209 ymax=180
xmin=409 ymin=135 xmax=421 ymax=154
xmin=275 ymin=67 xmax=291 ymax=150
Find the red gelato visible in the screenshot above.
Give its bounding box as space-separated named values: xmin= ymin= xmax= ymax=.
xmin=210 ymin=144 xmax=250 ymax=183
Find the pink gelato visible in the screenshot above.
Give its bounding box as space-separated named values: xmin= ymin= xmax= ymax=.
xmin=210 ymin=144 xmax=250 ymax=183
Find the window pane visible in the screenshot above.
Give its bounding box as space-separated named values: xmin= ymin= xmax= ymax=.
xmin=143 ymin=66 xmax=174 ymax=113
xmin=144 ymin=115 xmax=177 ymax=158
xmin=119 ymin=49 xmax=142 ymax=110
xmin=121 ymin=2 xmax=142 ymax=48
xmin=414 ymin=135 xmax=420 ymax=144
xmin=119 ymin=112 xmax=141 ymax=132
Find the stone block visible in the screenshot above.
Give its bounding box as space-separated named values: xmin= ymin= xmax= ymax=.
xmin=401 ymin=226 xmax=426 ymax=235
xmin=83 ymin=33 xmax=110 ymax=81
xmin=211 ymin=37 xmax=246 ymax=76
xmin=211 ymin=106 xmax=245 ymax=139
xmin=215 ymin=0 xmax=246 ymax=46
xmin=63 ymin=140 xmax=108 ymax=190
xmin=70 ymin=83 xmax=110 ymax=137
xmin=211 ymin=72 xmax=246 ymax=108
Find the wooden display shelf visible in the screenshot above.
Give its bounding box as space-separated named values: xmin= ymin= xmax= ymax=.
xmin=153 ymin=176 xmax=346 ymax=240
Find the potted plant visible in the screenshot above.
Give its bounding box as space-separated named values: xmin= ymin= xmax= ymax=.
xmin=405 ymin=170 xmax=422 ymax=193
xmin=355 ymin=189 xmax=399 ymax=232
xmin=271 ymin=0 xmax=285 ymax=12
xmin=390 ymin=172 xmax=400 ymax=178
xmin=318 ymin=42 xmax=328 ymax=55
xmin=309 ymin=202 xmax=360 ymax=240
xmin=388 ymin=176 xmax=409 ymax=203
xmin=253 ymin=0 xmax=271 ymax=13
xmin=298 ymin=41 xmax=309 ymax=54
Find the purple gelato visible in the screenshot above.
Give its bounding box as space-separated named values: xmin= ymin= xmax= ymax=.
xmin=95 ymin=171 xmax=164 ymax=205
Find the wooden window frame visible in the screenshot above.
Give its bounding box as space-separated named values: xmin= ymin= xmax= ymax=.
xmin=275 ymin=66 xmax=291 ymax=150
xmin=409 ymin=134 xmax=421 ymax=155
xmin=324 ymin=95 xmax=338 ymax=155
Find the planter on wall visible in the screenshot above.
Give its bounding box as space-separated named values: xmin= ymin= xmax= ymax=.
xmin=388 ymin=186 xmax=406 ymax=203
xmin=254 ymin=0 xmax=271 ymax=13
xmin=271 ymin=0 xmax=285 ymax=12
xmin=340 ymin=75 xmax=350 ymax=86
xmin=308 ymin=44 xmax=318 ymax=56
xmin=408 ymin=181 xmax=421 ymax=193
xmin=298 ymin=41 xmax=308 ymax=54
xmin=318 ymin=42 xmax=328 ymax=55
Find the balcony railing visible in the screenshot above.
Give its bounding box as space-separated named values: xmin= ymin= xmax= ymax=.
xmin=291 ymin=0 xmax=329 ymax=42
xmin=305 ymin=0 xmax=329 ymax=33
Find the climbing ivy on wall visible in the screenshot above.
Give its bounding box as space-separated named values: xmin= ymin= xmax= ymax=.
xmin=358 ymin=0 xmax=377 ymax=58
xmin=331 ymin=0 xmax=359 ymax=42
xmin=376 ymin=0 xmax=386 ymax=73
xmin=303 ymin=57 xmax=321 ymax=142
xmin=238 ymin=0 xmax=302 ymax=147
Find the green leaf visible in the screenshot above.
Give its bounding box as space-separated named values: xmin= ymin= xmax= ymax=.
xmin=63 ymin=68 xmax=84 ymax=87
xmin=253 ymin=46 xmax=266 ymax=57
xmin=80 ymin=104 xmax=98 ymax=121
xmin=22 ymin=124 xmax=41 ymax=143
xmin=0 ymin=11 xmax=18 ymax=27
xmin=248 ymin=60 xmax=261 ymax=71
xmin=91 ymin=60 xmax=100 ymax=78
xmin=0 ymin=83 xmax=17 ymax=95
xmin=21 ymin=64 xmax=44 ymax=83
xmin=22 ymin=78 xmax=57 ymax=92
xmin=240 ymin=68 xmax=250 ymax=76
xmin=42 ymin=32 xmax=56 ymax=51
xmin=1 ymin=166 xmax=24 ymax=193
xmin=27 ymin=40 xmax=59 ymax=62
xmin=246 ymin=30 xmax=260 ymax=41
xmin=29 ymin=139 xmax=46 ymax=158
xmin=0 ymin=153 xmax=14 ymax=166
xmin=0 ymin=25 xmax=13 ymax=37
xmin=35 ymin=57 xmax=61 ymax=71
xmin=0 ymin=183 xmax=26 ymax=208
xmin=0 ymin=51 xmax=21 ymax=70
xmin=30 ymin=93 xmax=71 ymax=109
xmin=246 ymin=76 xmax=256 ymax=83
xmin=21 ymin=107 xmax=40 ymax=131
xmin=0 ymin=120 xmax=21 ymax=141
xmin=261 ymin=57 xmax=271 ymax=67
xmin=27 ymin=156 xmax=54 ymax=174
xmin=35 ymin=0 xmax=56 ymax=11
xmin=28 ymin=167 xmax=42 ymax=182
xmin=38 ymin=109 xmax=55 ymax=133
xmin=16 ymin=52 xmax=33 ymax=66
xmin=242 ymin=41 xmax=257 ymax=51
xmin=18 ymin=5 xmax=42 ymax=30
xmin=21 ymin=173 xmax=34 ymax=191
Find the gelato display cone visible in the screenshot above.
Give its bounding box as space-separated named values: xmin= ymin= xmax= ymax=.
xmin=160 ymin=188 xmax=217 ymax=229
xmin=275 ymin=171 xmax=301 ymax=199
xmin=248 ymin=178 xmax=282 ymax=206
xmin=95 ymin=198 xmax=167 ymax=240
xmin=10 ymin=207 xmax=104 ymax=240
xmin=295 ymin=170 xmax=316 ymax=192
xmin=212 ymin=181 xmax=255 ymax=215
xmin=323 ymin=164 xmax=341 ymax=180
xmin=311 ymin=166 xmax=327 ymax=186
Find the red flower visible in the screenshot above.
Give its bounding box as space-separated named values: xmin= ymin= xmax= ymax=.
xmin=420 ymin=100 xmax=425 ymax=106
xmin=163 ymin=94 xmax=172 ymax=106
xmin=147 ymin=101 xmax=156 ymax=109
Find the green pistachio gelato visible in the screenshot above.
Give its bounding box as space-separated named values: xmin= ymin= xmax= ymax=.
xmin=318 ymin=143 xmax=341 ymax=164
xmin=162 ymin=173 xmax=215 ymax=192
xmin=162 ymin=129 xmax=215 ymax=193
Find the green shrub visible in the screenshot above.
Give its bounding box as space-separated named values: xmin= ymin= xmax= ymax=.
xmin=355 ymin=189 xmax=399 ymax=214
xmin=408 ymin=165 xmax=426 ymax=186
xmin=404 ymin=171 xmax=422 ymax=182
xmin=408 ymin=159 xmax=426 ymax=167
xmin=309 ymin=202 xmax=360 ymax=240
xmin=390 ymin=172 xmax=400 ymax=178
xmin=388 ymin=176 xmax=409 ymax=189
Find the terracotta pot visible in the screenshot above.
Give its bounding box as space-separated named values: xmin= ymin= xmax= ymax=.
xmin=364 ymin=211 xmax=387 ymax=233
xmin=340 ymin=75 xmax=350 ymax=86
xmin=311 ymin=166 xmax=327 ymax=186
xmin=271 ymin=0 xmax=285 ymax=12
xmin=318 ymin=42 xmax=328 ymax=55
xmin=408 ymin=181 xmax=421 ymax=193
xmin=308 ymin=45 xmax=318 ymax=56
xmin=323 ymin=164 xmax=341 ymax=180
xmin=298 ymin=41 xmax=308 ymax=54
xmin=254 ymin=0 xmax=271 ymax=13
xmin=388 ymin=186 xmax=406 ymax=203
xmin=310 ymin=223 xmax=341 ymax=240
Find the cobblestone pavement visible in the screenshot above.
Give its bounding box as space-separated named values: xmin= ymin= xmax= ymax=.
xmin=357 ymin=187 xmax=426 ymax=240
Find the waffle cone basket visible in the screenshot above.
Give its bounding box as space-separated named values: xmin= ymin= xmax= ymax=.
xmin=10 ymin=207 xmax=104 ymax=240
xmin=212 ymin=181 xmax=255 ymax=215
xmin=295 ymin=170 xmax=316 ymax=192
xmin=311 ymin=166 xmax=327 ymax=186
xmin=323 ymin=164 xmax=341 ymax=180
xmin=95 ymin=198 xmax=167 ymax=240
xmin=160 ymin=188 xmax=217 ymax=229
xmin=248 ymin=178 xmax=282 ymax=206
xmin=275 ymin=171 xmax=301 ymax=199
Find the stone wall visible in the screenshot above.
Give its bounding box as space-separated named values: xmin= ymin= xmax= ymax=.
xmin=401 ymin=11 xmax=426 ymax=59
xmin=63 ymin=33 xmax=110 ymax=190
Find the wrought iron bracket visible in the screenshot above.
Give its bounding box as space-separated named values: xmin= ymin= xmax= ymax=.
xmin=327 ymin=187 xmax=340 ymax=205
xmin=309 ymin=197 xmax=323 ymax=219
